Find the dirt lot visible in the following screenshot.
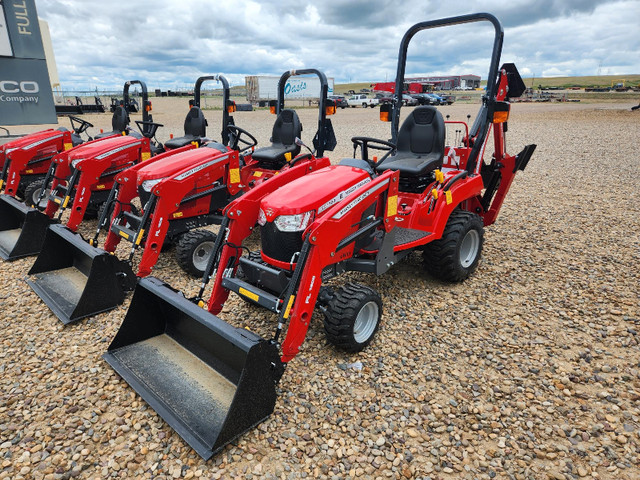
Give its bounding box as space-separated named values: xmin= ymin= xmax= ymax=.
xmin=1 ymin=99 xmax=639 ymax=479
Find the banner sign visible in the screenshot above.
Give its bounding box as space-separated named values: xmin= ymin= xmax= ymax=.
xmin=0 ymin=0 xmax=56 ymax=125
xmin=0 ymin=2 xmax=12 ymax=56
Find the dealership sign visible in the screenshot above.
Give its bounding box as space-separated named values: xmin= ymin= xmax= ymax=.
xmin=0 ymin=0 xmax=56 ymax=125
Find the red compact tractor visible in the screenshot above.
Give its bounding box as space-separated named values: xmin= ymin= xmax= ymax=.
xmin=26 ymin=70 xmax=337 ymax=324
xmin=103 ymin=14 xmax=535 ymax=459
xmin=0 ymin=115 xmax=95 ymax=201
xmin=0 ymin=80 xmax=159 ymax=261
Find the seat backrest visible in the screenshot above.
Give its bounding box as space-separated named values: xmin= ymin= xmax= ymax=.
xmin=271 ymin=109 xmax=302 ymax=146
xmin=396 ymin=106 xmax=445 ymax=157
xmin=111 ymin=105 xmax=130 ymax=132
xmin=183 ymin=106 xmax=207 ymax=137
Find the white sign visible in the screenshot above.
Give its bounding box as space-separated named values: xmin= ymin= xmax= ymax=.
xmin=0 ymin=2 xmax=13 ymax=57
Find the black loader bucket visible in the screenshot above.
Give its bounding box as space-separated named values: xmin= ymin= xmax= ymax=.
xmin=26 ymin=224 xmax=136 ymax=324
xmin=104 ymin=277 xmax=283 ymax=459
xmin=0 ymin=195 xmax=55 ymax=261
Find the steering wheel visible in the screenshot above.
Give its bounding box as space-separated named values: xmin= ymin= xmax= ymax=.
xmin=135 ymin=120 xmax=164 ymax=139
xmin=69 ymin=116 xmax=93 ymax=135
xmin=351 ymin=136 xmax=397 ymax=167
xmin=227 ymin=125 xmax=258 ymax=152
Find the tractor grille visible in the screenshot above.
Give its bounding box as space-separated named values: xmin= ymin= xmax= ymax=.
xmin=137 ymin=186 xmax=151 ymax=210
xmin=260 ymin=222 xmax=303 ymax=263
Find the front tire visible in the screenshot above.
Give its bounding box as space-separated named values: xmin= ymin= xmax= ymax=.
xmin=423 ymin=210 xmax=484 ymax=282
xmin=322 ymin=283 xmax=382 ymax=352
xmin=176 ymin=229 xmax=217 ymax=277
xmin=23 ymin=178 xmax=50 ymax=210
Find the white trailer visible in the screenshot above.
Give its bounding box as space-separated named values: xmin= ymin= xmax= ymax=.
xmin=246 ymin=75 xmax=334 ymax=103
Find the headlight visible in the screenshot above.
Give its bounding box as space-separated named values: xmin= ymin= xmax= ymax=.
xmin=274 ymin=210 xmax=314 ymax=232
xmin=141 ymin=178 xmax=164 ymax=192
xmin=71 ymin=158 xmax=84 ymax=168
xmin=257 ymin=208 xmax=267 ymax=226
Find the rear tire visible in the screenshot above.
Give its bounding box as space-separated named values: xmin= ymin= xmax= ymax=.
xmin=176 ymin=229 xmax=217 ymax=278
xmin=322 ymin=283 xmax=382 ymax=352
xmin=423 ymin=210 xmax=484 ymax=282
xmin=23 ymin=178 xmax=50 ymax=210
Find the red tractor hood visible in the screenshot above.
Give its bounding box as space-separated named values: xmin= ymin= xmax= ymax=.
xmin=136 ymin=146 xmax=231 ymax=185
xmin=66 ymin=135 xmax=139 ymax=163
xmin=0 ymin=129 xmax=60 ymax=154
xmin=260 ymin=165 xmax=372 ymax=221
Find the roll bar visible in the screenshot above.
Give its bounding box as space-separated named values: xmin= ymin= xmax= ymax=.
xmin=194 ymin=75 xmax=232 ymax=146
xmin=390 ymin=13 xmax=504 ymax=173
xmin=276 ymin=69 xmax=331 ymax=157
xmin=123 ymin=80 xmax=150 ymax=123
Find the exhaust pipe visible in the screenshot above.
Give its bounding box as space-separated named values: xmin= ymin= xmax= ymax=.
xmin=0 ymin=195 xmax=56 ymax=261
xmin=26 ymin=224 xmax=136 ymax=324
xmin=104 ymin=277 xmax=283 ymax=459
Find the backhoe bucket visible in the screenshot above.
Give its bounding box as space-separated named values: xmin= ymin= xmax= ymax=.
xmin=0 ymin=195 xmax=55 ymax=261
xmin=104 ymin=277 xmax=282 ymax=459
xmin=27 ymin=224 xmax=136 ymax=324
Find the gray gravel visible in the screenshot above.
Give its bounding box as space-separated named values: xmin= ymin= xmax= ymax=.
xmin=1 ymin=99 xmax=639 ymax=479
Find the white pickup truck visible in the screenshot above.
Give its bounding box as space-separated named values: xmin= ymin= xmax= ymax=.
xmin=347 ymin=94 xmax=379 ymax=108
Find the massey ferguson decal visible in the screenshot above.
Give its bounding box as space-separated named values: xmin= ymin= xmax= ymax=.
xmin=174 ymin=156 xmax=228 ymax=181
xmin=318 ymin=177 xmax=371 ymax=214
xmin=95 ymin=142 xmax=141 ymax=160
xmin=331 ymin=180 xmax=389 ymax=219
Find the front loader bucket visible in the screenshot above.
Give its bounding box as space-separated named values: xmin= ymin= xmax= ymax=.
xmin=0 ymin=195 xmax=55 ymax=261
xmin=104 ymin=277 xmax=282 ymax=459
xmin=26 ymin=224 xmax=136 ymax=324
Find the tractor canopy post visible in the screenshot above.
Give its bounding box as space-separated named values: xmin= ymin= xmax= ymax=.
xmin=276 ymin=69 xmax=331 ymax=157
xmin=390 ymin=12 xmax=504 ymax=175
xmin=194 ymin=75 xmax=232 ymax=146
xmin=123 ymin=80 xmax=151 ymax=127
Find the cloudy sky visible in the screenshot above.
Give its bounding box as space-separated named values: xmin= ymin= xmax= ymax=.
xmin=35 ymin=0 xmax=639 ymax=91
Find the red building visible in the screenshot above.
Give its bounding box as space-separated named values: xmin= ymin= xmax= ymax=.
xmin=372 ymin=74 xmax=481 ymax=93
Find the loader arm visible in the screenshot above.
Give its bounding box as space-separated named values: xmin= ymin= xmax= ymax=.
xmin=63 ymin=139 xmax=150 ymax=231
xmin=101 ymin=144 xmax=197 ymax=252
xmin=43 ymin=153 xmax=73 ymax=217
xmin=278 ymin=170 xmax=398 ymax=361
xmin=206 ymin=157 xmax=331 ymax=314
xmin=132 ymin=150 xmax=236 ymax=277
xmin=2 ymin=130 xmax=71 ymax=196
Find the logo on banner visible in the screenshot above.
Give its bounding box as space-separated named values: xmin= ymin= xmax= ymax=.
xmin=0 ymin=80 xmax=40 ymax=103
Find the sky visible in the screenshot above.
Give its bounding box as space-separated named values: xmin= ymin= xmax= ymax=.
xmin=35 ymin=0 xmax=640 ymax=91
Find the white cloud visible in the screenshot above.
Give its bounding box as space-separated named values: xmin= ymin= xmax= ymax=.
xmin=35 ymin=0 xmax=640 ymax=91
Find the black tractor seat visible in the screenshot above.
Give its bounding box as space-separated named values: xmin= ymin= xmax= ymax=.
xmin=57 ymin=126 xmax=84 ymax=147
xmin=376 ymin=106 xmax=445 ymax=177
xmin=251 ymin=109 xmax=302 ymax=168
xmin=164 ymin=106 xmax=208 ymax=149
xmin=95 ymin=105 xmax=130 ymax=139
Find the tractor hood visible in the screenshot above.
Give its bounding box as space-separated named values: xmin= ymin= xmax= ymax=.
xmin=0 ymin=129 xmax=60 ymax=157
xmin=136 ymin=146 xmax=230 ymax=185
xmin=260 ymin=165 xmax=371 ymax=221
xmin=66 ymin=135 xmax=140 ymax=164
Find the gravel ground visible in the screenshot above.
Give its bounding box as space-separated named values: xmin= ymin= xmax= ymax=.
xmin=1 ymin=98 xmax=639 ymax=480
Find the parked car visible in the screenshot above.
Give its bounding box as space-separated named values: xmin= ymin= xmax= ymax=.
xmin=347 ymin=94 xmax=379 ymax=108
xmin=411 ymin=93 xmax=431 ymax=105
xmin=402 ymin=94 xmax=419 ymax=106
xmin=426 ymin=93 xmax=445 ymax=105
xmin=328 ymin=95 xmax=348 ymax=109
xmin=375 ymin=92 xmax=394 ymax=104
xmin=440 ymin=94 xmax=456 ymax=105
